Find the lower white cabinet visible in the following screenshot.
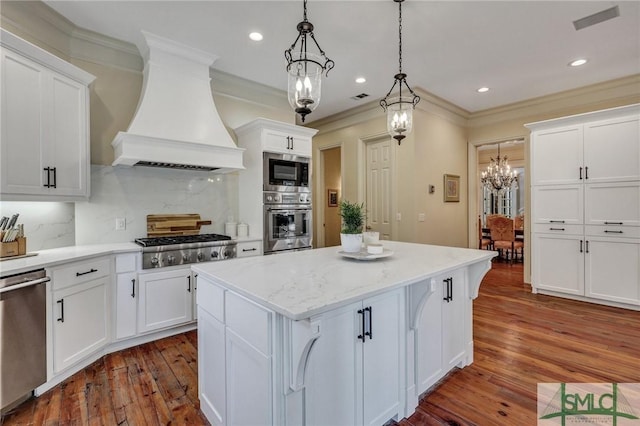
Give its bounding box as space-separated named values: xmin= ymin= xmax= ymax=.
xmin=197 ymin=276 xmax=274 ymax=426
xmin=51 ymin=277 xmax=108 ymax=374
xmin=585 ymin=237 xmax=640 ymax=305
xmin=532 ymin=233 xmax=585 ymax=296
xmin=114 ymin=253 xmax=139 ymax=340
xmin=236 ymin=239 xmax=262 ymax=257
xmin=137 ymin=267 xmax=194 ymax=333
xmin=305 ymin=289 xmax=403 ymax=426
xmin=414 ymin=269 xmax=467 ymax=394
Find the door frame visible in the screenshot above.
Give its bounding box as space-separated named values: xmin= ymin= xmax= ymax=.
xmin=358 ymin=132 xmax=398 ymax=241
xmin=315 ymin=142 xmax=343 ymax=248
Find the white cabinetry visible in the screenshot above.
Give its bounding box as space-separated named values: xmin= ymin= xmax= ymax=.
xmin=114 ymin=253 xmax=140 ymax=340
xmin=137 ymin=267 xmax=195 ymax=333
xmin=413 ymin=269 xmax=467 ymax=394
xmin=48 ymin=257 xmax=110 ymax=375
xmin=528 ymin=104 xmax=640 ymax=309
xmin=0 ymin=29 xmax=95 ymax=201
xmin=234 ymin=118 xmax=318 ymax=246
xmin=305 ymin=289 xmax=404 ymax=426
xmin=197 ymin=276 xmax=274 ymax=426
xmin=236 ymin=239 xmax=263 ymax=257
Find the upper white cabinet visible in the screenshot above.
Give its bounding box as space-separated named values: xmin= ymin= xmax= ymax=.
xmin=236 ymin=118 xmax=317 ymax=157
xmin=528 ymin=104 xmax=640 ymax=309
xmin=0 ymin=29 xmax=95 ymax=201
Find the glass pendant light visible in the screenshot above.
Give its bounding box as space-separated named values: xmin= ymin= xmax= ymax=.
xmin=285 ymin=0 xmax=334 ymax=123
xmin=380 ymin=0 xmax=420 ymax=144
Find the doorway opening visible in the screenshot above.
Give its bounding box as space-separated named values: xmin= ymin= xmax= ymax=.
xmin=321 ymin=146 xmax=342 ymax=247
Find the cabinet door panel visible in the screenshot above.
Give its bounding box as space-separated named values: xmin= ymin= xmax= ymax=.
xmin=584 ymin=116 xmax=640 ymax=182
xmin=1 ymin=49 xmax=46 ymax=194
xmin=585 ymin=182 xmax=640 ymax=226
xmin=442 ymin=270 xmax=467 ymax=371
xmin=198 ymin=308 xmax=226 ymax=426
xmin=225 ymin=328 xmax=271 ymax=425
xmin=53 ymin=280 xmax=108 ymax=373
xmin=585 ymin=238 xmax=640 ymax=305
xmin=415 ymin=280 xmax=444 ymax=394
xmin=137 ymin=268 xmax=193 ymax=333
xmin=532 ymin=185 xmax=583 ymax=225
xmin=531 ymin=126 xmax=583 ymax=185
xmin=115 ymin=272 xmax=137 ymax=340
xmin=305 ymin=302 xmax=361 ymax=426
xmin=532 ymin=234 xmax=584 ymax=295
xmin=363 ymin=290 xmax=403 ymax=426
xmin=50 ymin=74 xmax=87 ymax=196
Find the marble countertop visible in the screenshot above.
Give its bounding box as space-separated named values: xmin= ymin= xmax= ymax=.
xmin=193 ymin=241 xmax=497 ymax=320
xmin=0 ymin=243 xmax=141 ymax=276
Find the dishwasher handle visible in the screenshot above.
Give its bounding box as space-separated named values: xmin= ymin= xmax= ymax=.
xmin=0 ymin=276 xmax=50 ymax=294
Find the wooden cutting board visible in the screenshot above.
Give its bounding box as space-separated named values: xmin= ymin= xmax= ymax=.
xmin=147 ymin=214 xmax=212 ymax=237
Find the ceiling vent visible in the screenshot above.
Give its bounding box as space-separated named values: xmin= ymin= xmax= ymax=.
xmin=351 ymin=93 xmax=370 ymax=100
xmin=573 ymin=6 xmax=620 ymax=31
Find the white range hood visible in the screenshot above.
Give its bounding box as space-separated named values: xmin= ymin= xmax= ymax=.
xmin=112 ymin=31 xmax=244 ymax=172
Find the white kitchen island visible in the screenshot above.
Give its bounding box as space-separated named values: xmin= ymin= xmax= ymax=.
xmin=193 ymin=241 xmax=496 ymax=426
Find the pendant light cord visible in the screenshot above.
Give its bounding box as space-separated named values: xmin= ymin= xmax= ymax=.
xmin=303 ymin=0 xmax=308 ymax=22
xmin=398 ymin=0 xmax=403 ymax=74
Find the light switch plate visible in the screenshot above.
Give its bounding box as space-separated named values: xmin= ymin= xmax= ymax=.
xmin=115 ymin=217 xmax=126 ymax=231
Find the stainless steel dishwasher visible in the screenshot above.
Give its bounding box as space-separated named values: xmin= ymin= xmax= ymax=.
xmin=0 ymin=269 xmax=49 ymax=411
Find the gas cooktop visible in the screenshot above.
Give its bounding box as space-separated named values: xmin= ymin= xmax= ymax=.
xmin=135 ymin=233 xmax=232 ymax=247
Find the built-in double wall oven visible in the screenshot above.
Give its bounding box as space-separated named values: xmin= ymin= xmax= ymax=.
xmin=263 ymin=151 xmax=312 ymax=254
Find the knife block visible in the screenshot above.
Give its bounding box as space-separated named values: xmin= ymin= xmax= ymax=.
xmin=0 ymin=237 xmax=26 ymax=258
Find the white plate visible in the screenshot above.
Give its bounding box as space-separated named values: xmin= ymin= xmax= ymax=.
xmin=338 ymin=249 xmax=394 ymax=261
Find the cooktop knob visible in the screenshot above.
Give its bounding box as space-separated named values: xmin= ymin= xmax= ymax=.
xmin=211 ymin=251 xmax=219 ymax=259
xmin=197 ymin=252 xmax=204 ymax=261
xmin=167 ymin=255 xmax=175 ymax=264
xmin=182 ymin=254 xmax=189 ymax=262
xmin=151 ymin=257 xmax=159 ymax=266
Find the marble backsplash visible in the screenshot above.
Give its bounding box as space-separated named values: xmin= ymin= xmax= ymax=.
xmin=1 ymin=164 xmax=238 ymax=250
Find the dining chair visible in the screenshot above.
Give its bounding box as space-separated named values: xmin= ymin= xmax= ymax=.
xmin=490 ymin=216 xmax=524 ymax=263
xmin=478 ymin=216 xmax=492 ymax=250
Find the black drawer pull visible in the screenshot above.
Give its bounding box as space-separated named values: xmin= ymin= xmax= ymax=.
xmin=57 ymin=299 xmax=64 ymax=322
xmin=549 ymin=220 xmax=565 ymax=224
xmin=242 ymin=248 xmax=257 ymax=252
xmin=579 ymin=167 xmax=583 ymax=180
xmin=549 ymin=228 xmax=565 ymax=231
xmin=580 ymin=240 xmax=583 ymax=253
xmin=604 ymin=230 xmax=623 ymax=234
xmin=604 ymin=222 xmax=623 ymax=225
xmin=76 ymin=268 xmax=98 ymax=277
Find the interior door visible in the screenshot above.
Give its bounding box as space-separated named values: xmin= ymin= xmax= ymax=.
xmin=366 ymin=138 xmax=393 ymax=240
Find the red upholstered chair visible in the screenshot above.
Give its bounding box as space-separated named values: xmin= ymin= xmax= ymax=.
xmin=478 ymin=216 xmax=492 ymax=250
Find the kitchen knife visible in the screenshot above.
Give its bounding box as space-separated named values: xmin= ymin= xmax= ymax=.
xmin=0 ymin=217 xmax=8 ymax=230
xmin=6 ymin=214 xmax=19 ymax=230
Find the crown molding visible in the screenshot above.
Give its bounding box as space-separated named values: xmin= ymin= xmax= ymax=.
xmin=467 ymin=74 xmax=640 ymax=128
xmin=211 ymin=68 xmax=289 ymax=109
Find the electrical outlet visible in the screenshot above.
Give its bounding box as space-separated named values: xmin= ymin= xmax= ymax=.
xmin=115 ymin=217 xmax=126 ymax=231
xmin=396 ymin=212 xmax=402 ymax=221
xmin=418 ymin=213 xmax=426 ymax=222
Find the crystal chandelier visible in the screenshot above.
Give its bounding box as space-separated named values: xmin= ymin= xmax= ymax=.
xmin=380 ymin=0 xmax=420 ymax=145
xmin=481 ymin=144 xmax=518 ymax=194
xmin=285 ymin=0 xmax=334 ymax=123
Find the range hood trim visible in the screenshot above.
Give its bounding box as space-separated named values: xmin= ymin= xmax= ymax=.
xmin=112 ymin=131 xmax=245 ymax=173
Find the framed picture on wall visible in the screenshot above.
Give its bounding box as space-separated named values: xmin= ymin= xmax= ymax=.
xmin=328 ymin=189 xmax=339 ymax=207
xmin=443 ymin=174 xmax=460 ymax=202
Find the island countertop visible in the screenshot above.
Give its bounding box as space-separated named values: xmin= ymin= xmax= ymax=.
xmin=193 ymin=241 xmax=497 ymax=320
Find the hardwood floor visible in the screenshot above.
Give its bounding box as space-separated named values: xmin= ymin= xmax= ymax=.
xmin=3 ymin=261 xmax=639 ymax=425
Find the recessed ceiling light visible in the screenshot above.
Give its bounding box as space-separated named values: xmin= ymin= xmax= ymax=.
xmin=477 ymin=87 xmax=490 ymax=93
xmin=355 ymin=77 xmax=366 ymax=84
xmin=249 ymin=32 xmax=263 ymax=42
xmin=569 ymin=58 xmax=588 ymax=67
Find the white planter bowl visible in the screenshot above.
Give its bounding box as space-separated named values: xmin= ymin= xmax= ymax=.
xmin=340 ymin=233 xmax=363 ymax=253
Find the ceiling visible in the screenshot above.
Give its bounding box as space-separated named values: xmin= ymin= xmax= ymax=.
xmin=43 ymin=1 xmax=640 ymax=123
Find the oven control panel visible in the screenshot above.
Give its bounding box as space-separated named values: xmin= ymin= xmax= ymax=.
xmin=264 ymin=191 xmax=311 ymax=205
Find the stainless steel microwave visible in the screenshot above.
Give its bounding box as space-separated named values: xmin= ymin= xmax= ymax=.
xmin=263 ymin=152 xmax=310 ymax=192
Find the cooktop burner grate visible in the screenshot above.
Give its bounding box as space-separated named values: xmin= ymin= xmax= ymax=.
xmin=135 ymin=233 xmax=232 ymax=247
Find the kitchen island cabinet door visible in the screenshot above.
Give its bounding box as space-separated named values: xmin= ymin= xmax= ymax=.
xmin=197 ymin=307 xmax=226 ymax=426
xmin=137 ymin=268 xmax=194 ymax=333
xmin=52 ymin=279 xmax=108 ymax=374
xmin=442 ymin=270 xmax=467 ymax=371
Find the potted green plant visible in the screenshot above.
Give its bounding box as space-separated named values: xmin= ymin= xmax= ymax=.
xmin=339 ymin=200 xmax=366 ymax=252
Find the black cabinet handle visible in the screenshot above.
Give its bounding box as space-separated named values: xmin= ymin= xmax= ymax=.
xmin=549 ymin=220 xmax=566 ymax=224
xmin=585 ymin=166 xmax=589 ymax=180
xmin=580 ymin=240 xmax=583 ymax=253
xmin=242 ymin=248 xmax=257 ymax=252
xmin=604 ymin=221 xmax=623 ymax=225
xmin=449 ymin=278 xmax=454 ymax=302
xmin=57 ymin=299 xmax=64 ymax=322
xmin=76 ymin=268 xmax=98 ymax=277
xmin=51 ymin=167 xmax=57 ymax=188
xmin=43 ymin=167 xmax=51 ymax=188
xmin=357 ymin=309 xmax=365 ymax=342
xmin=194 ymin=273 xmax=198 ymax=291
xmin=187 ymin=275 xmax=191 ymax=293
xmin=443 ymin=278 xmax=453 ymax=303
xmin=585 ymin=240 xmax=590 ymax=253
xmin=443 ymin=279 xmax=449 ymax=302
xmin=364 ymin=306 xmax=372 ymax=340
xmin=549 ymin=228 xmax=566 ymax=231
xmin=579 ymin=167 xmax=583 ymax=180
xmin=131 ymin=278 xmax=136 ymax=298
xmin=604 ymin=230 xmax=623 ymax=234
